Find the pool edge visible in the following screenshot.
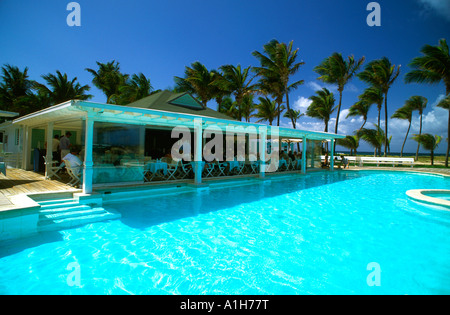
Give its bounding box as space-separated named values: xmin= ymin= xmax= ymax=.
xmin=406 ymin=189 xmax=450 ymax=209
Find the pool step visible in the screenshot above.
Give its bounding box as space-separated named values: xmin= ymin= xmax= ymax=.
xmin=37 ymin=200 xmax=121 ymax=233
xmin=39 ymin=199 xmax=79 ymax=210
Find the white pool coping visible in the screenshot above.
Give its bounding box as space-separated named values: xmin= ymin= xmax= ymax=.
xmin=406 ymin=189 xmax=450 ymax=209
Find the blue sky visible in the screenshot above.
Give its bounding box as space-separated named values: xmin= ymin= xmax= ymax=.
xmin=1 ymin=0 xmax=449 ymax=153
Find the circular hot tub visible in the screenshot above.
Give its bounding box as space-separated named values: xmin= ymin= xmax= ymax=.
xmin=406 ymin=189 xmax=450 ymax=209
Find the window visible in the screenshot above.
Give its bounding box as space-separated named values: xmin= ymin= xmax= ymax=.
xmin=15 ymin=129 xmax=20 ymax=146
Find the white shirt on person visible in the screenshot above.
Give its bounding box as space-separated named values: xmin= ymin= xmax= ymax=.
xmin=63 ymin=153 xmax=82 ymax=175
xmin=52 ymin=138 xmax=60 ymax=152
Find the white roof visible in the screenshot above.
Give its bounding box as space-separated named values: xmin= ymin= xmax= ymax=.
xmin=0 ymin=110 xmax=19 ymax=118
xmin=13 ymin=100 xmax=346 ymax=141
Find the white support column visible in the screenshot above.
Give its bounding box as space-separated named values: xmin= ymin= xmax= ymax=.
xmin=329 ymin=139 xmax=335 ymax=171
xmin=259 ymin=126 xmax=267 ymax=178
xmin=82 ymin=116 xmax=95 ymax=194
xmin=45 ymin=122 xmax=54 ymax=179
xmin=302 ymin=136 xmax=307 ymax=174
xmin=139 ymin=126 xmax=146 ymax=158
xmin=194 ymin=118 xmax=203 ymax=185
xmin=22 ymin=126 xmax=31 ymax=170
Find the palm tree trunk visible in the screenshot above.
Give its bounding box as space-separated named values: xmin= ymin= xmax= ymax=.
xmin=401 ymin=121 xmax=411 ymax=157
xmin=236 ymin=95 xmax=243 ymax=121
xmin=431 ymin=149 xmax=434 ymax=166
xmin=442 ymin=86 xmax=450 ymax=167
xmin=333 ymin=90 xmax=343 ymax=153
xmin=285 ymin=92 xmax=296 ymax=129
xmin=377 ymin=106 xmax=381 ymax=156
xmin=276 ymin=102 xmax=281 ymax=126
xmin=384 ymin=93 xmax=388 ymax=157
xmin=334 ymin=91 xmax=343 ymax=134
xmin=446 ymin=109 xmax=450 ymax=167
xmin=377 ymin=106 xmax=381 ymax=128
xmin=416 ymin=113 xmax=423 ymax=160
xmin=359 ymin=120 xmax=366 ymax=132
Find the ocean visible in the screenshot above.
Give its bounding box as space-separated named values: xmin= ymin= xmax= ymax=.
xmin=336 ymin=151 xmax=447 ymax=157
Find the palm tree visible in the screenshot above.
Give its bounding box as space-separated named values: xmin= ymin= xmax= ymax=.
xmin=359 ymin=86 xmax=384 ymax=128
xmin=437 ymin=95 xmax=450 ymax=110
xmin=347 ymin=99 xmax=371 ymax=132
xmin=336 ymin=135 xmax=359 ymax=156
xmin=314 ymin=52 xmax=365 ymax=137
xmin=212 ymin=64 xmax=255 ymax=121
xmin=283 ymin=109 xmax=304 ymax=128
xmin=174 ymin=61 xmax=219 ymax=108
xmin=306 ymin=88 xmax=336 ymax=133
xmin=284 ymin=109 xmax=304 ymax=151
xmin=240 ymin=94 xmax=256 ymax=123
xmin=253 ymin=96 xmax=284 ymax=125
xmin=356 ymin=124 xmax=386 ymax=157
xmin=253 ymin=70 xmax=284 ymax=126
xmin=405 ymin=39 xmax=450 ymax=166
xmin=437 ymin=96 xmax=450 ymax=156
xmin=404 ymin=96 xmax=427 ymax=160
xmin=391 ymin=104 xmax=413 ymax=157
xmin=358 ymin=57 xmax=401 ymax=156
xmin=253 ymin=39 xmax=305 ymax=127
xmin=217 ymin=96 xmax=238 ymax=119
xmin=33 ymin=70 xmax=92 ymax=105
xmin=114 ymin=73 xmax=153 ymax=104
xmin=0 ymin=64 xmax=36 ymax=115
xmin=412 ymin=134 xmax=442 ymax=166
xmin=210 ymin=69 xmax=230 ymax=112
xmin=86 ymin=60 xmax=128 ymax=104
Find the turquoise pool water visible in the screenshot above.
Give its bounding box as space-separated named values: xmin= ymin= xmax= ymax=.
xmin=423 ymin=191 xmax=450 ymax=201
xmin=1 ymin=171 xmax=450 ymax=295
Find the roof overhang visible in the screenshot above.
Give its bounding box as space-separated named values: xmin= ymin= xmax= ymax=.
xmin=12 ymin=100 xmax=345 ymax=141
xmin=12 ymin=101 xmax=86 ymax=128
xmin=0 ymin=110 xmax=19 ymax=118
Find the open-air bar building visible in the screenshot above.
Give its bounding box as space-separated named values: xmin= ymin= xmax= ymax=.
xmin=5 ymin=91 xmax=345 ymax=195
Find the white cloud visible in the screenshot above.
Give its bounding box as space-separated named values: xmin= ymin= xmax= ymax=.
xmin=307 ymin=81 xmax=324 ymax=91
xmin=306 ymin=81 xmax=359 ymax=94
xmin=430 ymin=94 xmax=446 ymax=107
xmin=345 ymin=83 xmax=359 ymax=93
xmin=306 ymin=81 xmax=338 ymax=93
xmin=339 ymin=109 xmax=350 ymax=123
xmin=296 ymin=121 xmax=327 ymax=133
xmin=418 ymin=0 xmax=450 ymax=21
xmin=419 ymin=94 xmax=448 ymax=137
xmin=421 ymin=105 xmax=448 ymax=137
xmin=293 ymin=96 xmax=312 ymax=111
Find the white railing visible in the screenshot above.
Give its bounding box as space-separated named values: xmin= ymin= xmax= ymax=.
xmin=322 ymin=155 xmax=414 ymax=167
xmin=0 ymin=152 xmax=23 ymax=169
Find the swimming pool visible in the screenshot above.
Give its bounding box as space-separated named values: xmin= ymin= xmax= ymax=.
xmin=1 ymin=171 xmax=449 ymax=295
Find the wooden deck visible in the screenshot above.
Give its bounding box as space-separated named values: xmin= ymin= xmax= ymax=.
xmin=0 ymin=169 xmax=79 ymax=210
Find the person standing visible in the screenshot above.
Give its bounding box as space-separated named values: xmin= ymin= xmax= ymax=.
xmin=52 ymin=135 xmax=60 ymax=162
xmin=60 ymin=131 xmax=72 ymax=161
